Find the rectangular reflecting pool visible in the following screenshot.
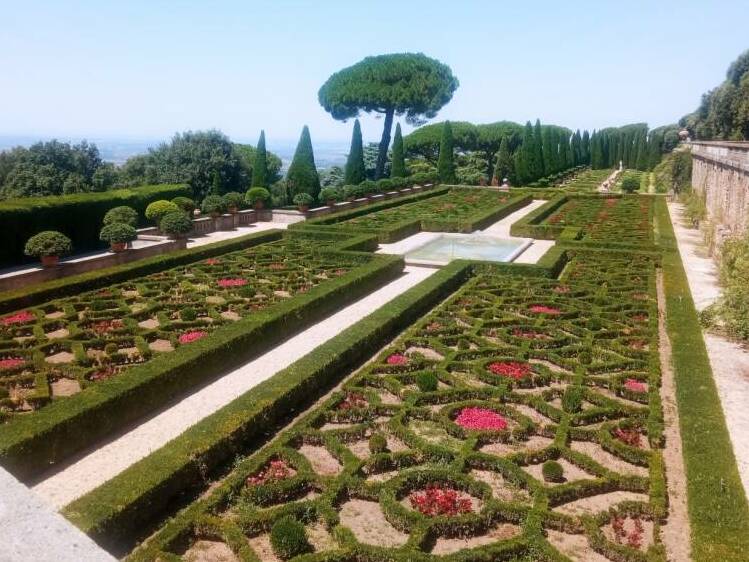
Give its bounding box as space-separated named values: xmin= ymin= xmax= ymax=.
xmin=405 ymin=234 xmax=531 ymax=266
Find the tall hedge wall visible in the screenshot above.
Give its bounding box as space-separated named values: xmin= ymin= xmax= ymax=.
xmin=0 ymin=184 xmax=191 ymax=266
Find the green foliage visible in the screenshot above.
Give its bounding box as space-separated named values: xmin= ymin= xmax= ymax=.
xmin=180 ymin=307 xmax=197 ymax=321
xmin=171 ymin=196 xmax=195 ymax=214
xmin=145 ymin=200 xmax=180 ymax=224
xmin=24 ymin=231 xmax=73 ymax=257
xmin=99 ymin=223 xmax=137 ymax=244
xmin=561 ymin=386 xmax=584 ymax=413
xmin=493 ymin=136 xmax=513 ymax=184
xmin=391 ymin=123 xmax=407 ymax=178
xmin=368 ymin=433 xmax=388 ymax=454
xmin=653 ymin=150 xmax=692 ymax=194
xmin=0 ymin=139 xmax=107 ymax=199
xmin=319 ymin=52 xmax=459 ymax=178
xmin=251 ymin=130 xmax=268 ymax=187
xmin=270 ymin=516 xmax=311 ymax=559
xmin=222 ymin=191 xmax=245 ymax=211
xmin=200 ymin=195 xmax=227 ymax=216
xmin=102 ymin=206 xmax=139 ymax=228
xmin=234 ymin=141 xmax=282 ymax=187
xmin=159 ymin=211 xmax=193 ymax=238
xmin=416 ymin=371 xmax=439 ymax=392
xmin=345 ymin=119 xmax=366 ymax=185
xmin=715 ymin=231 xmax=749 ymax=339
xmin=286 ymin=126 xmax=320 ymax=200
xmin=293 ymin=193 xmax=314 ymax=207
xmin=541 ymin=460 xmax=564 ymax=483
xmin=319 ymin=187 xmax=342 ymax=204
xmin=320 ymin=166 xmax=344 ymax=188
xmin=437 ymin=121 xmax=456 ymax=183
xmin=245 ymin=187 xmax=271 ymax=205
xmin=620 ymin=174 xmax=640 ymax=193
xmin=683 ymin=190 xmax=707 ymax=225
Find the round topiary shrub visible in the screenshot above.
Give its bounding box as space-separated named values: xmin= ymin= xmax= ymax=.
xmin=99 ymin=223 xmax=137 ymax=250
xmin=359 ymin=179 xmax=377 ymax=195
xmin=319 ymin=187 xmax=341 ymax=205
xmin=416 ymin=372 xmax=439 ymax=392
xmin=145 ymin=200 xmax=180 ymax=225
xmin=293 ymin=193 xmax=314 ymax=210
xmin=102 ymin=206 xmax=138 ymax=228
xmin=542 ymin=460 xmax=564 ymax=483
xmin=171 ymin=196 xmax=196 ymax=214
xmin=180 ymin=307 xmax=197 ymax=321
xmin=223 ymin=191 xmax=245 ymax=212
xmin=245 ymin=187 xmax=271 ymax=209
xmin=621 ymin=175 xmax=640 ymax=194
xmin=369 ymin=433 xmax=388 ymax=454
xmin=24 ymin=231 xmax=72 ymax=260
xmin=159 ymin=211 xmax=193 ymax=239
xmin=377 ymin=178 xmax=394 ymax=191
xmin=269 ymin=516 xmax=310 ymax=560
xmin=201 ymin=195 xmax=227 ymax=217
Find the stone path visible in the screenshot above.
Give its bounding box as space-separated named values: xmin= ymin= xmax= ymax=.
xmin=32 ymin=266 xmax=436 ymax=509
xmin=185 ymin=221 xmax=286 ymax=248
xmin=668 ymin=202 xmax=749 ymax=496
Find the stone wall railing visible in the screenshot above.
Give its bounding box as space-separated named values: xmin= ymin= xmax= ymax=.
xmin=689 ymin=141 xmax=749 ymax=246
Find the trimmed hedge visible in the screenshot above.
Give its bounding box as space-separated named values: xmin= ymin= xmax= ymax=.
xmin=0 ymin=238 xmax=404 ymax=479
xmin=0 ymin=184 xmax=190 ymax=266
xmin=63 ymin=261 xmax=472 ymax=549
xmin=655 ymin=197 xmax=749 ymax=561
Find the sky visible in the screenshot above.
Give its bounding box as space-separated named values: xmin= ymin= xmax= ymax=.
xmin=1 ymin=0 xmax=748 ymax=147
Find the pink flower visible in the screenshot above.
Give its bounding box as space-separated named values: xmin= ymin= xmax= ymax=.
xmin=1 ymin=311 xmax=35 ymax=326
xmin=179 ymin=330 xmax=207 ymax=344
xmin=246 ymin=459 xmax=292 ymax=486
xmin=217 ymin=278 xmax=247 ymax=288
xmin=0 ymin=358 xmax=25 ymax=370
xmin=409 ymin=484 xmax=473 ymax=517
xmin=624 ymin=379 xmax=647 ymax=393
xmin=386 ymin=353 xmax=408 ymax=365
xmin=455 ymin=407 xmax=508 ymax=431
xmin=529 ymin=305 xmax=561 ymax=315
xmin=488 ymin=361 xmax=531 ymax=380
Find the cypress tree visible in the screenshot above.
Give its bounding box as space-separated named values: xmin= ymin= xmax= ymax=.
xmin=533 ymin=119 xmax=545 ymax=177
xmin=344 ymin=119 xmax=366 ymax=184
xmin=251 ymin=130 xmax=268 ymax=187
xmin=391 ymin=122 xmax=407 ymax=178
xmin=494 ymin=136 xmax=513 ymax=184
xmin=513 ymin=150 xmax=526 ymax=185
xmin=571 ymin=130 xmax=582 ymax=166
xmin=635 ymin=130 xmax=649 ymax=171
xmin=542 ymin=128 xmax=554 ymax=178
xmin=559 ymin=133 xmax=569 ymax=170
xmin=648 ymin=130 xmax=663 ymax=170
xmin=286 ymin=125 xmax=321 ymax=199
xmin=582 ymin=130 xmax=590 ymax=164
xmin=437 ymin=121 xmax=456 ymax=183
xmin=520 ymin=121 xmax=535 ymax=182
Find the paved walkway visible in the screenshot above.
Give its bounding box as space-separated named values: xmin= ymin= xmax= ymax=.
xmin=185 ymin=221 xmax=287 ymax=248
xmin=32 ymin=266 xmax=436 ymax=509
xmin=668 ymin=202 xmax=749 ymax=496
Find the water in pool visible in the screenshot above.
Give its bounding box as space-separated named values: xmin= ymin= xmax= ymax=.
xmin=405 ymin=234 xmax=530 ymax=265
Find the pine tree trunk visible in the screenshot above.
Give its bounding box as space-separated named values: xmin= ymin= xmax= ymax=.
xmin=375 ymin=107 xmax=395 ymax=179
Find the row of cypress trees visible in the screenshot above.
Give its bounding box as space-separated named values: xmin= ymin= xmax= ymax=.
xmin=589 ymin=124 xmax=665 ymax=171
xmin=343 ymin=119 xmax=408 ymax=184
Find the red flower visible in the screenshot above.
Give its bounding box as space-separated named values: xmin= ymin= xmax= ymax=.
xmin=92 ymin=319 xmax=124 ymax=334
xmin=488 ymin=361 xmax=531 ymax=380
xmin=512 ymin=328 xmax=549 ymax=340
xmin=455 ymin=407 xmax=508 ymax=431
xmin=1 ymin=311 xmax=35 ymax=326
xmin=614 ymin=427 xmax=641 ymax=448
xmin=386 ymin=353 xmax=408 ymax=365
xmin=246 ymin=459 xmax=292 ymax=486
xmin=217 ymin=278 xmax=247 ymax=288
xmin=529 ymin=305 xmax=561 ymax=315
xmin=624 ymin=379 xmax=647 ymax=393
xmin=179 ymin=330 xmax=207 ymax=344
xmin=553 ymin=285 xmax=570 ymax=294
xmin=338 ymin=392 xmax=367 ymax=410
xmin=205 ymin=258 xmax=220 ymax=266
xmin=409 ymin=483 xmax=473 ymax=517
xmin=0 ymin=358 xmax=25 ymax=370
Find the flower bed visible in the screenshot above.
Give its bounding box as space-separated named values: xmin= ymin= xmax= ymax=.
xmin=454 ymin=407 xmax=508 ymax=431
xmin=409 ymin=483 xmax=473 ymax=516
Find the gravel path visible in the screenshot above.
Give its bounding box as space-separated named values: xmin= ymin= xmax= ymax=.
xmin=32 ymin=266 xmax=436 ymax=509
xmin=668 ymin=202 xmax=749 ymax=496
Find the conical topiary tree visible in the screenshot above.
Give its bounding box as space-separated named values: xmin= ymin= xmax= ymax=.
xmin=286 ymin=125 xmax=320 ymax=200
xmin=344 ymin=119 xmax=366 ymax=185
xmin=437 ymin=121 xmax=456 ymax=183
xmin=391 ymin=123 xmax=407 ymax=178
xmin=251 ymin=130 xmax=268 ymax=187
xmin=494 ymin=136 xmax=513 ymax=184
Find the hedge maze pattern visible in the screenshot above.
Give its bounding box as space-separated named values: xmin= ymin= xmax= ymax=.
xmin=133 ymin=246 xmax=670 ymax=562
xmin=0 ymin=238 xmax=364 ymax=421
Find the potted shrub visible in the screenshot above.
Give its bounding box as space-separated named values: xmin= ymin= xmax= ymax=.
xmin=293 ymin=193 xmax=314 ymax=212
xmin=245 ymin=187 xmax=271 ymax=210
xmin=102 ymin=206 xmax=139 ymax=228
xmin=171 ymin=196 xmax=196 ymax=215
xmin=159 ymin=211 xmax=193 ymax=239
xmin=145 ymin=200 xmax=180 ymax=226
xmin=201 ymin=195 xmax=227 ymax=218
xmin=99 ymin=223 xmax=137 ymax=252
xmin=223 ymin=191 xmax=245 ymax=213
xmin=24 ymin=231 xmax=72 ymax=267
xmin=319 ymin=187 xmax=341 ymax=206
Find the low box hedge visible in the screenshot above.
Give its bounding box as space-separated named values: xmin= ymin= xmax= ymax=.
xmin=0 ymin=184 xmax=191 ymax=267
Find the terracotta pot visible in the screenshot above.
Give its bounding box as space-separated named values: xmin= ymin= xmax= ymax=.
xmin=228 ymin=206 xmax=238 ymax=214
xmin=298 ymin=205 xmax=309 ymax=213
xmin=110 ymin=242 xmax=128 ymax=253
xmin=210 ymin=212 xmax=221 ymax=219
xmin=40 ymin=255 xmax=59 ymax=268
xmin=253 ymin=200 xmax=265 ymax=210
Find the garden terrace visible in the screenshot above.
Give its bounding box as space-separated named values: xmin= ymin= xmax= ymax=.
xmin=115 ymin=244 xmax=676 ymax=562
xmin=0 ymin=231 xmax=404 ymax=477
xmin=556 ymin=168 xmax=612 ymax=193
xmin=294 ymin=187 xmax=532 ymax=243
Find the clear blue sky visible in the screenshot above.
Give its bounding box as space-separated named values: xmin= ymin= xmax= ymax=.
xmin=1 ymin=0 xmax=747 ymax=145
